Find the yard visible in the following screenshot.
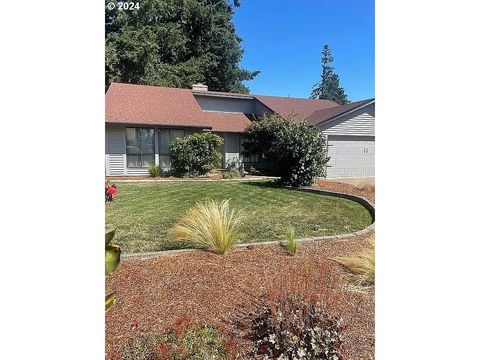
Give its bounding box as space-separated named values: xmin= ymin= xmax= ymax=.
xmin=105 ymin=180 xmax=373 ymax=253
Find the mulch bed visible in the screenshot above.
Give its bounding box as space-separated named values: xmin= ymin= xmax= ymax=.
xmin=105 ymin=180 xmax=375 ymax=359
xmin=313 ymin=179 xmax=375 ymax=204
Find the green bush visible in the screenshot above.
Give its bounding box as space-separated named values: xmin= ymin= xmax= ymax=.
xmin=121 ymin=324 xmax=236 ymax=360
xmin=170 ymin=132 xmax=224 ymax=177
xmin=242 ymin=115 xmax=329 ymax=187
xmin=148 ymin=164 xmax=162 ymax=177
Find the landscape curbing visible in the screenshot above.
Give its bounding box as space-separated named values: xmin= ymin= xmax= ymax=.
xmin=121 ymin=186 xmax=375 ymax=260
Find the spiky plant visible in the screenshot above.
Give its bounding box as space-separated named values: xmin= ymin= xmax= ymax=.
xmin=333 ymin=237 xmax=375 ymax=292
xmin=170 ymin=199 xmax=243 ymax=254
xmin=283 ymin=226 xmax=298 ymax=256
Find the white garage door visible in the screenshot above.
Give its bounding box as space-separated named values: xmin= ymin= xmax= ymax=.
xmin=326 ymin=135 xmax=375 ymax=178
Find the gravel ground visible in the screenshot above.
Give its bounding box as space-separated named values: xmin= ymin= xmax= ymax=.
xmin=105 ymin=180 xmax=375 ymax=359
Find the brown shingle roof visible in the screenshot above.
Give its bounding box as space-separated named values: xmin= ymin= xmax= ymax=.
xmin=255 ymin=95 xmax=338 ymax=119
xmin=203 ymin=112 xmax=254 ymax=132
xmin=106 ymin=83 xmax=372 ymax=133
xmin=306 ymin=98 xmax=375 ymax=125
xmin=106 ymin=83 xmax=212 ymax=128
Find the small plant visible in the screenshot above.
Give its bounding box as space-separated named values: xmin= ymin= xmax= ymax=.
xmin=352 ymin=179 xmax=374 ymax=191
xmin=223 ymin=159 xmax=245 ymax=179
xmin=170 ymin=199 xmax=243 ymax=254
xmin=105 ymin=180 xmax=118 ymax=204
xmin=253 ymin=301 xmax=343 ymax=359
xmin=121 ymin=322 xmax=236 ymax=360
xmin=148 ymin=164 xmax=162 ymax=177
xmin=282 ymin=226 xmax=298 ymax=255
xmin=105 ymin=229 xmax=121 ymax=311
xmin=333 ymin=237 xmax=375 ymax=292
xmin=252 ymin=260 xmax=344 ymax=359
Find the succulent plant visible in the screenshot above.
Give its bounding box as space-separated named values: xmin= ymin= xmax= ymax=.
xmin=105 ymin=229 xmax=121 ymax=311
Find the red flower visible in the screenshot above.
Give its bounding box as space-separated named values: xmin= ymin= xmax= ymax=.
xmin=107 ymin=187 xmax=117 ymax=196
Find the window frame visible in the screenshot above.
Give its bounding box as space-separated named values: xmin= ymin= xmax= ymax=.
xmin=125 ymin=127 xmax=155 ymax=168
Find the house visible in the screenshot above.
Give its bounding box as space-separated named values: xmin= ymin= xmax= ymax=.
xmin=105 ymin=83 xmax=375 ymax=178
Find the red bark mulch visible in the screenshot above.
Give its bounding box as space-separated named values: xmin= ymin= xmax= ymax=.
xmin=105 ymin=179 xmax=375 ymax=359
xmin=314 ymin=179 xmax=375 ymax=204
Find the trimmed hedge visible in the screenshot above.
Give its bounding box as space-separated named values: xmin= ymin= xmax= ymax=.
xmin=170 ymin=132 xmax=224 ymax=177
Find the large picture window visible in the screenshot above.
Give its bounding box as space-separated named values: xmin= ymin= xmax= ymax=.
xmin=126 ymin=128 xmax=155 ymax=167
xmin=159 ymin=129 xmax=185 ymax=168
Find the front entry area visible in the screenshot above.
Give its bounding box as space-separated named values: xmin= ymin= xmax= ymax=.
xmin=326 ymin=135 xmax=375 ymax=178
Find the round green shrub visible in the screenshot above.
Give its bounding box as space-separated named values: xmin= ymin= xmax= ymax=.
xmin=170 ymin=132 xmax=224 ymax=177
xmin=242 ymin=115 xmax=329 ymax=187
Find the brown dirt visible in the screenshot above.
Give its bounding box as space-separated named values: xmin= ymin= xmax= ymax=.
xmin=105 ymin=180 xmax=375 ymax=359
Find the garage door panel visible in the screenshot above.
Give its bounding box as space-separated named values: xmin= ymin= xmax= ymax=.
xmin=326 ymin=135 xmax=375 ymax=178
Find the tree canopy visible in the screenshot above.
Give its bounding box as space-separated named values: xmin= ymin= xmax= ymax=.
xmin=105 ymin=0 xmax=259 ymax=93
xmin=310 ymin=45 xmax=348 ymax=105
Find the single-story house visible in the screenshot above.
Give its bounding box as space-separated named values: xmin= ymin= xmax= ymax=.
xmin=105 ymin=83 xmax=375 ymax=178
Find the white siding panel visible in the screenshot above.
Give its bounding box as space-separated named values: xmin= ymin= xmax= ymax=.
xmin=126 ymin=167 xmax=149 ymax=176
xmin=319 ymin=103 xmax=375 ymax=136
xmin=107 ymin=155 xmax=125 ymax=176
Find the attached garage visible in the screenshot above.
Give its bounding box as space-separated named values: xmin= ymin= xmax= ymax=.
xmin=309 ymin=99 xmax=375 ymax=179
xmin=326 ymin=135 xmax=374 ymax=178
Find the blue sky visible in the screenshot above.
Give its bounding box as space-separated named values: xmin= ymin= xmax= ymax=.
xmin=233 ymin=0 xmax=374 ymax=101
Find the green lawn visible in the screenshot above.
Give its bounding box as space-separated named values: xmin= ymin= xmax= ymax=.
xmin=105 ymin=180 xmax=373 ymax=253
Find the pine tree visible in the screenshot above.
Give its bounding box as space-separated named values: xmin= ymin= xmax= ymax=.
xmin=310 ymin=45 xmax=348 ymax=104
xmin=105 ymin=0 xmax=259 ymax=93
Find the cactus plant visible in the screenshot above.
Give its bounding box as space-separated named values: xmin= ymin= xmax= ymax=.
xmin=105 ymin=229 xmax=121 ymax=311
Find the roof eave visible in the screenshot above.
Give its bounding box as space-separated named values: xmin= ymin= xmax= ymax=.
xmin=313 ymin=99 xmax=375 ymax=127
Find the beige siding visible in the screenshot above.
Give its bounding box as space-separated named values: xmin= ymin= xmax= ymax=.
xmin=318 ymin=103 xmax=375 ymax=136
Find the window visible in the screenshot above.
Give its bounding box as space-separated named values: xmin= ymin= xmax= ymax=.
xmin=126 ymin=128 xmax=154 ymax=168
xmin=159 ymin=129 xmax=185 ymax=168
xmin=240 ymin=135 xmax=259 ymax=163
xmin=243 ymin=153 xmax=259 ymax=163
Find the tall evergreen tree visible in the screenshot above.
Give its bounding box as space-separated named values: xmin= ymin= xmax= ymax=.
xmin=105 ymin=0 xmax=259 ymax=93
xmin=310 ymin=45 xmax=348 ymax=104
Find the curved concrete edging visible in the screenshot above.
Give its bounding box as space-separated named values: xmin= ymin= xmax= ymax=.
xmin=121 ymin=187 xmax=375 ymax=261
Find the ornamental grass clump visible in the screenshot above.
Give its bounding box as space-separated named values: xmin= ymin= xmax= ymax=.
xmin=170 ymin=199 xmax=243 ymax=254
xmin=333 ymin=237 xmax=375 ymax=292
xmin=148 ymin=164 xmax=162 ymax=177
xmin=282 ymin=226 xmax=298 ymax=255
